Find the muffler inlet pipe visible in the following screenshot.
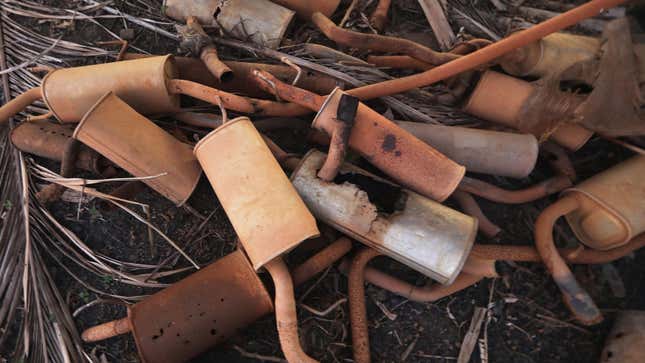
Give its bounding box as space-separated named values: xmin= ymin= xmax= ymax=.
xmin=312 ymin=12 xmax=459 ymax=66
xmin=265 ymin=258 xmax=319 ymax=363
xmin=452 ymin=190 xmax=502 ymax=237
xmin=0 ymin=87 xmax=42 ymax=125
xmin=343 ymin=0 xmax=628 ymax=100
xmin=534 ymin=195 xmax=602 ymax=325
xmin=458 ymin=175 xmax=572 ymax=204
xmin=349 ymin=248 xmax=382 ymax=363
xmin=168 ymin=79 xmax=311 ymax=117
xmin=186 ymin=16 xmax=233 ymax=82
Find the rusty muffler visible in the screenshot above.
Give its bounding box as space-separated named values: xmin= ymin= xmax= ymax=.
xmin=253 ymin=71 xmax=466 ymax=202
xmin=500 ymin=32 xmax=600 ymax=78
xmin=10 ymin=120 xmax=109 ymax=175
xmin=291 ymin=149 xmax=477 ymax=285
xmin=601 ymin=310 xmax=645 ymax=363
xmin=81 ymin=250 xmax=273 ymax=363
xmin=73 ymin=92 xmax=202 ymax=206
xmin=396 ymin=121 xmax=539 ymax=178
xmin=534 ymin=156 xmax=645 ymax=325
xmin=271 ymin=0 xmax=340 ymax=19
xmin=164 ymin=0 xmax=294 ymax=49
xmin=194 ymin=117 xmax=320 ymax=362
xmin=463 ymin=70 xmax=593 ymax=151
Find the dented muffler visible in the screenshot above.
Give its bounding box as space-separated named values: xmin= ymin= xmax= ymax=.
xmin=164 ymin=0 xmax=294 ymax=49
xmin=500 ymin=32 xmax=600 ymax=78
xmin=81 ymin=250 xmax=274 ymax=363
xmin=10 ymin=120 xmax=109 ymax=175
xmin=396 ymin=121 xmax=539 ymax=178
xmin=463 ymin=70 xmax=593 ymax=151
xmin=534 ymin=156 xmax=645 ymax=325
xmin=194 ymin=117 xmax=320 ymax=362
xmin=291 ymin=150 xmax=477 ymax=285
xmin=253 ymin=71 xmax=466 ymax=202
xmin=73 ymin=92 xmax=202 ymax=206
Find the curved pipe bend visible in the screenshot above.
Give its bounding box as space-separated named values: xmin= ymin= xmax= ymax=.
xmin=457 ymin=174 xmax=572 ymax=204
xmin=0 ymin=87 xmax=43 ymax=125
xmin=311 ymin=12 xmax=459 ymax=66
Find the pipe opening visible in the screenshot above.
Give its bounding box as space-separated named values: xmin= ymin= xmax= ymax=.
xmin=332 ymin=172 xmax=407 ymax=215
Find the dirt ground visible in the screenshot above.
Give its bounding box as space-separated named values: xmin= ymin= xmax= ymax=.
xmin=7 ymin=0 xmax=645 ymax=362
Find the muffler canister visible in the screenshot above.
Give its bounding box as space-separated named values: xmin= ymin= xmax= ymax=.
xmin=42 ymin=55 xmax=179 ymax=123
xmin=563 ymin=156 xmax=645 ymax=250
xmin=500 ymin=33 xmax=600 ymax=77
xmin=600 ymin=310 xmax=645 ymax=363
xmin=291 ymin=150 xmax=477 ymax=285
xmin=463 ymin=71 xmax=593 ymax=151
xmin=73 ymin=92 xmax=201 ymax=206
xmin=10 ymin=121 xmax=107 ymax=174
xmin=193 ymin=117 xmax=319 ymax=269
xmin=164 ymin=0 xmax=294 ymax=49
xmin=83 ymin=250 xmax=273 ymax=363
xmin=396 ymin=121 xmax=538 ymax=178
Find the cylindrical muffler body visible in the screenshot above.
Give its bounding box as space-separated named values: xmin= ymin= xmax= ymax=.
xmin=291 ymin=150 xmax=477 ymax=285
xmin=600 ymin=310 xmax=645 ymax=363
xmin=129 ymin=250 xmax=273 ymax=363
xmin=564 ymin=156 xmax=645 ymax=250
xmin=194 ymin=117 xmax=319 ymax=269
xmin=73 ymin=92 xmax=201 ymax=205
xmin=501 ymin=33 xmax=600 ymax=77
xmin=42 ymin=55 xmax=179 ymax=123
xmin=463 ymin=71 xmax=593 ymax=151
xmin=10 ymin=120 xmax=106 ymax=174
xmin=314 ymin=88 xmax=466 ymax=202
xmin=396 ymin=121 xmax=538 ymax=178
xmin=164 ymin=0 xmax=294 ymax=49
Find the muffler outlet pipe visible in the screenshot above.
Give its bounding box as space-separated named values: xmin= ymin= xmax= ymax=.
xmin=600 ymin=310 xmax=645 ymax=363
xmin=463 ymin=71 xmax=593 ymax=151
xmin=183 ymin=16 xmax=233 ymax=82
xmin=312 ymin=12 xmax=459 ymax=66
xmin=253 ymin=70 xmax=466 ymax=202
xmin=291 ymin=237 xmax=353 ymax=286
xmin=396 ymin=121 xmax=539 ymax=178
xmin=342 ymin=0 xmax=627 ymax=100
xmin=458 ymin=174 xmax=573 ymax=204
xmin=164 ymin=0 xmax=294 ymax=49
xmin=193 ymin=117 xmax=320 ymax=361
xmin=0 ymin=87 xmax=42 ymax=126
xmin=452 ymin=190 xmax=502 ymax=237
xmin=291 ymin=149 xmax=477 ymax=285
xmin=123 ymin=53 xmax=339 ymax=98
xmin=534 ymin=156 xmax=645 ymax=325
xmin=271 ymin=0 xmax=340 ymax=19
xmin=10 ymin=121 xmax=109 ymax=175
xmin=499 ymin=32 xmax=600 ymax=78
xmin=73 ymin=92 xmax=202 ymax=206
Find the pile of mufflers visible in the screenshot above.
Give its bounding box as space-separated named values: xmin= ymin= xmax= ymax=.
xmin=1 ymin=0 xmax=644 ymax=362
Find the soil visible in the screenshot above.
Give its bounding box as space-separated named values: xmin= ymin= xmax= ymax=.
xmin=6 ymin=1 xmax=645 ymax=363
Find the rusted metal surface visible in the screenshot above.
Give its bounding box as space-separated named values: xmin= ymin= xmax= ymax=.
xmin=452 ymin=190 xmax=501 ymax=237
xmin=535 ymin=195 xmax=602 ymax=325
xmin=166 ymin=0 xmax=294 ymax=49
xmin=463 ymin=71 xmax=593 ymax=151
xmin=0 ymin=87 xmax=42 ymax=125
xmin=265 ymin=258 xmax=318 ymax=363
xmin=397 ymin=121 xmax=539 ymax=178
xmin=193 ymin=117 xmax=319 ymax=269
xmin=271 ymin=0 xmax=340 ymax=18
xmin=42 ymin=55 xmax=179 ymax=123
xmin=500 ymin=32 xmax=600 ymax=77
xmin=179 ymin=16 xmax=232 ymax=82
xmin=342 ymin=0 xmax=628 ymax=100
xmin=312 ymin=12 xmax=459 ymax=65
xmin=291 ymin=237 xmax=353 ymax=286
xmin=73 ymin=92 xmax=202 ymax=206
xmin=291 ymin=150 xmax=477 ymax=284
xmin=253 ymin=72 xmax=466 ymax=202
xmin=123 ymin=53 xmax=339 ymax=98
xmin=600 ymin=310 xmax=645 ymax=363
xmin=348 ymin=248 xmax=381 ymax=363
xmin=458 ymin=175 xmax=572 ymax=204
xmin=312 ymin=89 xmax=358 ymax=181
xmin=369 ymin=0 xmax=392 ymax=32
xmin=10 ymin=121 xmax=107 ymax=174
xmin=563 ymin=156 xmax=645 ymax=250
